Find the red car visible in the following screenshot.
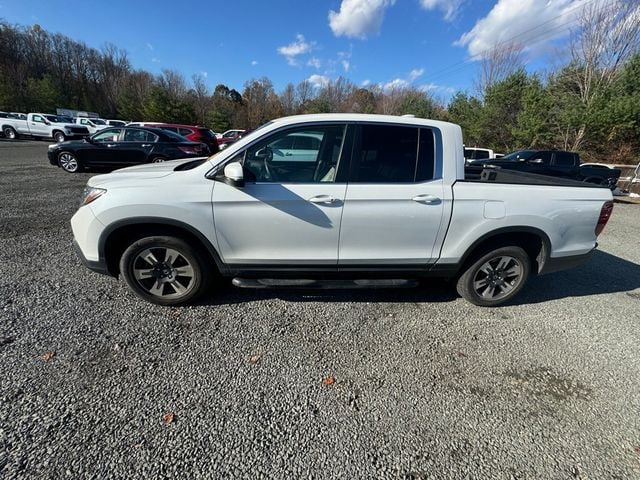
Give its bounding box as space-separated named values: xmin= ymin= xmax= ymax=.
xmin=130 ymin=123 xmax=220 ymax=154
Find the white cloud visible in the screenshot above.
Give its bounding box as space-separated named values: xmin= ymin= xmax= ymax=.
xmin=201 ymin=71 xmax=208 ymax=78
xmin=456 ymin=0 xmax=586 ymax=59
xmin=383 ymin=78 xmax=409 ymax=90
xmin=329 ymin=0 xmax=396 ymax=39
xmin=151 ymin=57 xmax=160 ymax=63
xmin=342 ymin=60 xmax=351 ymax=72
xmin=307 ymin=74 xmax=330 ymax=88
xmin=382 ymin=67 xmax=424 ymax=91
xmin=251 ymin=60 xmax=258 ymax=66
xmin=307 ymin=57 xmax=321 ymax=68
xmin=408 ymin=68 xmax=424 ymax=81
xmin=277 ymin=34 xmax=315 ymax=65
xmin=420 ymin=83 xmax=455 ymax=94
xmin=145 ymin=42 xmax=154 ymax=51
xmin=419 ymin=0 xmax=463 ymax=21
xmin=362 ymin=79 xmax=371 ymax=86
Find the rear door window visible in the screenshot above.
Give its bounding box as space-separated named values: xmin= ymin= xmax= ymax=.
xmin=553 ymin=152 xmax=575 ymax=166
xmin=123 ymin=129 xmax=158 ymax=143
xmin=349 ymin=125 xmax=435 ymax=183
xmin=179 ymin=128 xmax=193 ymax=136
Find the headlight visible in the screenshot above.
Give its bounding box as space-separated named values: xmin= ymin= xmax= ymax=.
xmin=80 ymin=186 xmax=106 ymax=206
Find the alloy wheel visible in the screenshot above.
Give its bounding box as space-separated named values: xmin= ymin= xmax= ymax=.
xmin=132 ymin=247 xmax=195 ymax=299
xmin=472 ymin=255 xmax=523 ymax=301
xmin=58 ymin=152 xmax=79 ymax=173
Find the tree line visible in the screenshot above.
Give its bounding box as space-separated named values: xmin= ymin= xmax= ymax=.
xmin=1 ymin=1 xmax=638 ymax=163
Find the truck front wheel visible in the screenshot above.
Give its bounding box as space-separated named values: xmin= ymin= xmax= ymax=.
xmin=53 ymin=131 xmax=66 ymax=143
xmin=456 ymin=246 xmax=530 ymax=307
xmin=119 ymin=236 xmax=213 ymax=306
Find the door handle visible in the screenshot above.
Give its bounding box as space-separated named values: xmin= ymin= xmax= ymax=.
xmin=106 ymin=144 xmax=116 ymax=148
xmin=412 ymin=194 xmax=441 ymax=204
xmin=141 ymin=144 xmax=151 ymax=147
xmin=284 ymin=152 xmax=293 ymax=156
xmin=308 ymin=194 xmax=339 ymax=204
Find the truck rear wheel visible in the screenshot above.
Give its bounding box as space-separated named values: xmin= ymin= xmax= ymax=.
xmin=119 ymin=236 xmax=213 ymax=306
xmin=3 ymin=126 xmax=17 ymax=139
xmin=53 ymin=131 xmax=66 ymax=143
xmin=456 ymin=246 xmax=530 ymax=307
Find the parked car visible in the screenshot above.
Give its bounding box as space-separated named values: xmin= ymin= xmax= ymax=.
xmin=70 ymin=113 xmax=613 ymax=307
xmin=464 ymin=147 xmax=503 ymax=161
xmin=469 ymin=149 xmax=621 ymax=189
xmin=216 ymin=129 xmax=245 ymax=139
xmin=75 ymin=117 xmax=109 ymax=134
xmin=105 ymin=119 xmax=127 ymax=127
xmin=217 ymin=129 xmax=246 ymax=149
xmin=1 ymin=113 xmax=89 ymax=142
xmin=47 ymin=126 xmax=208 ymax=173
xmin=129 ymin=122 xmax=220 ymax=154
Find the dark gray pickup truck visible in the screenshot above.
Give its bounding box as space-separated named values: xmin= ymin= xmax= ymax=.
xmin=468 ymin=150 xmax=621 ymax=189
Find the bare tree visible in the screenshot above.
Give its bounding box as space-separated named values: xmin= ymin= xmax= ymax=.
xmin=191 ymin=73 xmax=210 ymax=125
xmin=565 ymin=0 xmax=640 ymax=149
xmin=476 ymin=42 xmax=524 ymax=95
xmin=279 ymin=83 xmax=297 ymax=115
xmin=295 ymin=79 xmax=314 ymax=111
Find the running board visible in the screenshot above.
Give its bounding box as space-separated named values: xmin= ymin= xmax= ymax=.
xmin=231 ymin=278 xmax=419 ymax=289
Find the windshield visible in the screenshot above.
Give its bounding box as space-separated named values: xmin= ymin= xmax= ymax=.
xmin=500 ymin=150 xmax=537 ymax=161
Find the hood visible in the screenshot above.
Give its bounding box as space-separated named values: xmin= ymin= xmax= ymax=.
xmin=87 ymin=157 xmax=208 ymax=187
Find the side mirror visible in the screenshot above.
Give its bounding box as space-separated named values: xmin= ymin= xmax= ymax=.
xmin=44 ymin=120 xmax=51 ymax=126
xmin=222 ymin=162 xmax=244 ymax=187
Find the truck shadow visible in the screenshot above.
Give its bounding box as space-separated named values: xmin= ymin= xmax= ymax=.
xmin=199 ymin=250 xmax=640 ymax=307
xmin=512 ymin=250 xmax=640 ymax=305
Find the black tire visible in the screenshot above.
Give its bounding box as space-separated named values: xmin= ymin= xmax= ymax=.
xmin=150 ymin=156 xmax=167 ymax=163
xmin=119 ymin=236 xmax=213 ymax=306
xmin=456 ymin=246 xmax=530 ymax=307
xmin=3 ymin=126 xmax=17 ymax=139
xmin=58 ymin=151 xmax=83 ymax=173
xmin=53 ymin=131 xmax=66 ymax=143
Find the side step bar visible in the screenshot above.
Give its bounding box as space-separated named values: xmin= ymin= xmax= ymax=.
xmin=231 ymin=278 xmax=419 ymax=289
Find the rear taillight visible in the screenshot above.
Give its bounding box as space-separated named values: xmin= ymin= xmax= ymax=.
xmin=595 ymin=201 xmax=613 ymax=236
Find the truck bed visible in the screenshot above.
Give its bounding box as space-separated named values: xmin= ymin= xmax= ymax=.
xmin=464 ymin=165 xmax=610 ymax=189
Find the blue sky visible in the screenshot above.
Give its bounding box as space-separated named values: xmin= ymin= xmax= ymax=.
xmin=0 ymin=0 xmax=596 ymax=99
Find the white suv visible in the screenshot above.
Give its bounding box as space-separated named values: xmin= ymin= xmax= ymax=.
xmin=71 ymin=114 xmax=612 ymax=307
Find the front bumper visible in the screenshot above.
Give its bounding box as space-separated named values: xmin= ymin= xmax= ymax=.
xmin=73 ymin=240 xmax=109 ymax=275
xmin=47 ymin=149 xmax=58 ymax=166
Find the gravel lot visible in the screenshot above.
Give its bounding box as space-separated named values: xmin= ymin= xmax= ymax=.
xmin=1 ymin=140 xmax=639 ymax=479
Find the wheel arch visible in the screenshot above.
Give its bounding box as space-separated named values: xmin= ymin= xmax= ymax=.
xmin=455 ymin=226 xmax=551 ymax=277
xmin=99 ymin=218 xmax=225 ymax=277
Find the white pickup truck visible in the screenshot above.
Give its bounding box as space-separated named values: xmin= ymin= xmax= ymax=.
xmin=74 ymin=117 xmax=109 ymax=134
xmin=1 ymin=113 xmax=90 ymax=142
xmin=70 ymin=114 xmax=613 ymax=307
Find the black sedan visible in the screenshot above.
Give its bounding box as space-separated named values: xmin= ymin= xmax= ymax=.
xmin=47 ymin=126 xmax=209 ymax=173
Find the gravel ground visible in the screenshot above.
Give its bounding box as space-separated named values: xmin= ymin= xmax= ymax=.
xmin=1 ymin=140 xmax=639 ymax=479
